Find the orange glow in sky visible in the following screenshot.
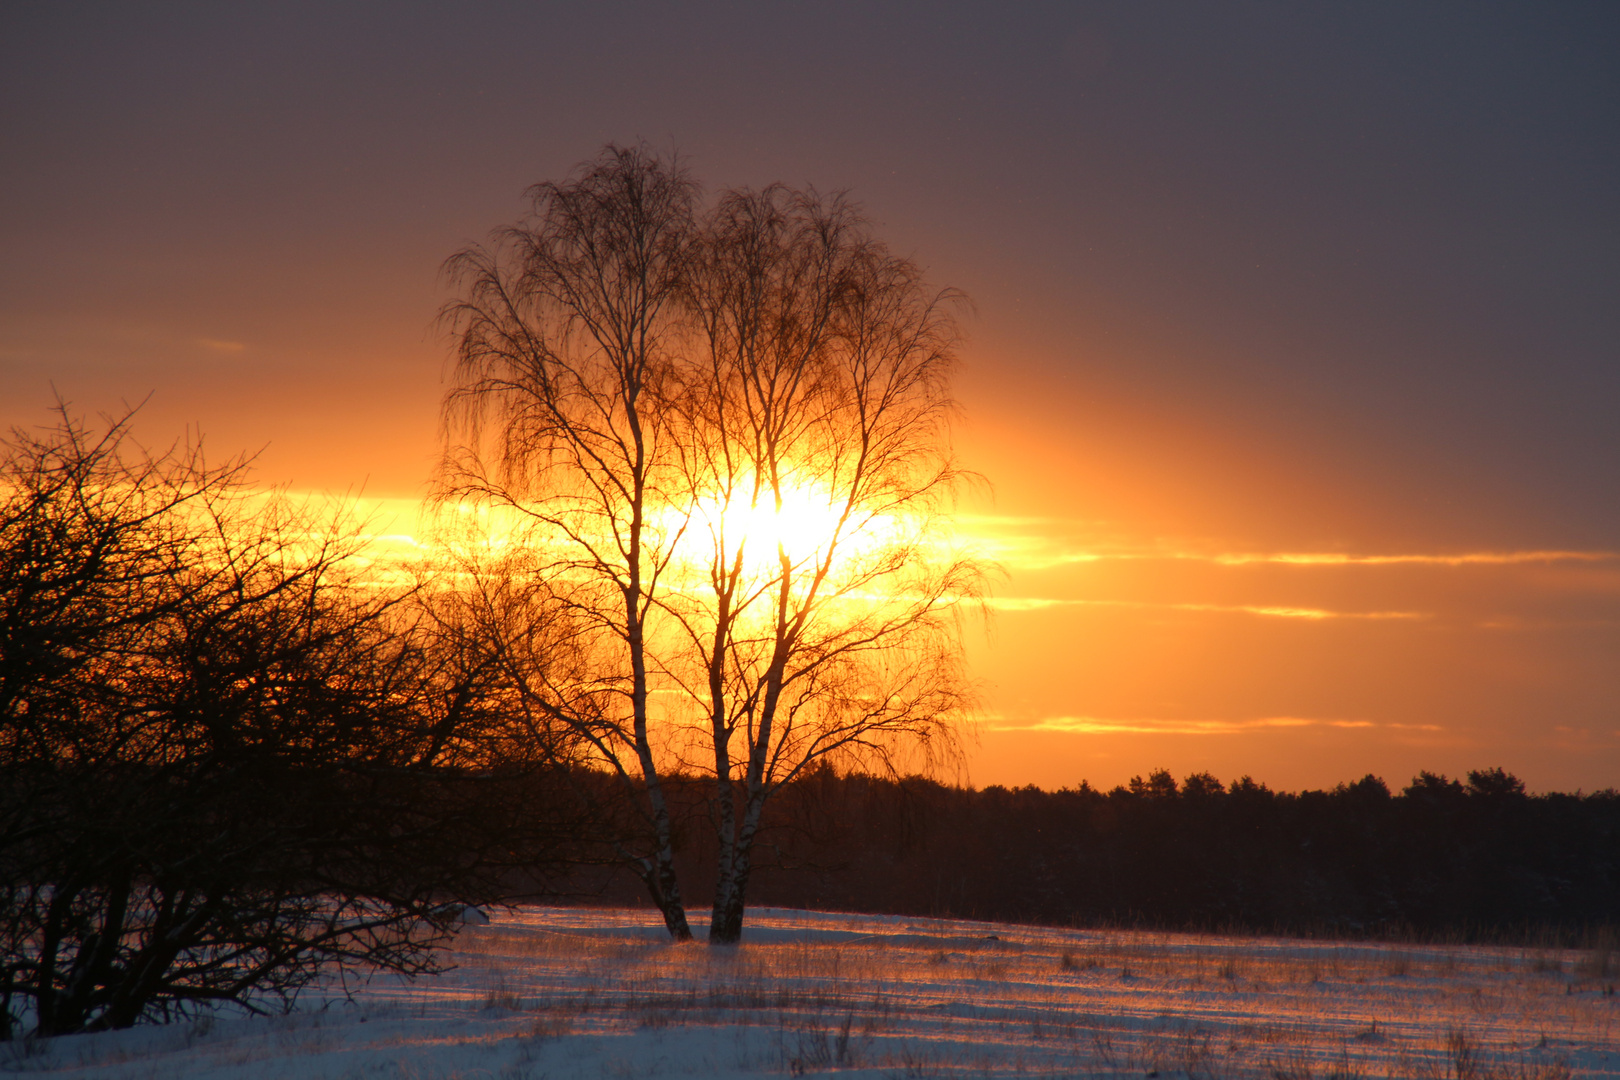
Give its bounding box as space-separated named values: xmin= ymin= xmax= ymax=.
xmin=5 ymin=6 xmax=1617 ymax=793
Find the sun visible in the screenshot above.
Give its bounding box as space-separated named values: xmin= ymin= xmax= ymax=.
xmin=664 ymin=470 xmax=923 ymax=583
xmin=689 ymin=480 xmax=851 ymax=570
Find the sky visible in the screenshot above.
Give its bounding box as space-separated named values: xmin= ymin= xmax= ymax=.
xmin=3 ymin=2 xmax=1617 ymax=793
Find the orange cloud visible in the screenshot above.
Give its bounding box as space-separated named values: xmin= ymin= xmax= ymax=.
xmin=986 ymin=597 xmax=1428 ymax=620
xmin=999 ymin=547 xmax=1620 ymax=571
xmin=957 ymin=518 xmax=1620 ymax=573
xmin=1208 ymin=550 xmax=1618 ymax=567
xmin=986 ymin=715 xmax=1382 ymax=735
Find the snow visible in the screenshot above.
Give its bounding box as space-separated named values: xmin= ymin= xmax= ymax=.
xmin=9 ymin=907 xmax=1617 ymax=1077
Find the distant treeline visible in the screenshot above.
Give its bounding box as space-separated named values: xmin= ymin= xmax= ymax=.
xmin=571 ymin=767 xmax=1620 ymax=939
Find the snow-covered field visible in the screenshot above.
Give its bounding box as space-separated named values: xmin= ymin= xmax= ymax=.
xmin=9 ymin=907 xmax=1617 ymax=1078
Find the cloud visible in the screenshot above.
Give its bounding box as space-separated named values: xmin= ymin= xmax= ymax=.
xmin=985 ymin=596 xmax=1428 ymax=620
xmin=986 ymin=715 xmax=1382 ymax=735
xmin=1476 ymin=616 xmax=1620 ymax=631
xmin=196 ymin=337 xmax=247 ymax=353
xmin=1207 ymin=550 xmax=1618 ymax=567
xmin=973 ymin=527 xmax=1620 ymax=573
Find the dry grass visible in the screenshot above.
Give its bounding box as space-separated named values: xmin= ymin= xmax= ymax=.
xmin=26 ymin=908 xmax=1615 ymax=1078
xmin=1576 ymin=929 xmax=1616 ymax=981
xmin=436 ymin=909 xmax=1615 ymax=1078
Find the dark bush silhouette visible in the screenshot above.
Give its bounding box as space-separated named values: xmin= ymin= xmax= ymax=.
xmin=0 ymin=408 xmax=588 ymax=1036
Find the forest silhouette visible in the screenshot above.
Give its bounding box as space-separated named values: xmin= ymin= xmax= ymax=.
xmin=585 ymin=764 xmax=1619 ymax=940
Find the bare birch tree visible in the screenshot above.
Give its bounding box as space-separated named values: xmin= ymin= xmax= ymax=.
xmin=440 ymin=148 xmax=982 ymax=944
xmin=439 ymin=145 xmax=700 ymax=939
xmin=677 ymin=186 xmax=980 ymax=943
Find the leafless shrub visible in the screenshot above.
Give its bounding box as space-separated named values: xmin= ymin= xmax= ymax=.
xmin=480 ymin=976 xmax=525 ymax=1012
xmin=1270 ymin=1047 xmax=1364 ymax=1080
xmin=525 ymin=1014 xmax=573 ymax=1041
xmin=889 ymin=1044 xmax=946 ymax=1079
xmin=1448 ymin=1029 xmax=1481 ymax=1080
xmin=2 ymin=1029 xmax=45 ymax=1068
xmin=1091 ymin=1027 xmax=1119 ymax=1067
xmin=1512 ymin=1055 xmax=1573 ymax=1080
xmin=1 ymin=406 xmax=589 ymax=1038
xmin=1181 ymin=1029 xmax=1217 ymax=1080
xmin=786 ymin=1011 xmax=859 ymax=1073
